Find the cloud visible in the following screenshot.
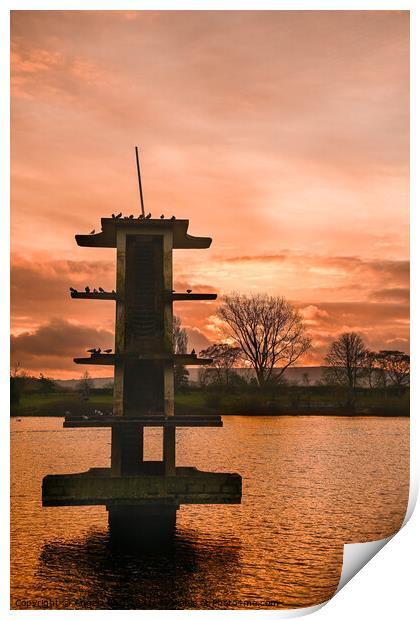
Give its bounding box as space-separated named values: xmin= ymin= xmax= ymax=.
xmin=221 ymin=254 xmax=288 ymax=263
xmin=11 ymin=318 xmax=114 ymax=377
xmin=11 ymin=43 xmax=110 ymax=100
xmin=10 ymin=11 xmax=409 ymax=375
xmin=300 ymin=304 xmax=330 ymax=324
xmin=216 ymin=252 xmax=409 ymax=284
xmin=296 ymin=300 xmax=409 ymax=361
xmin=173 ymin=280 xmax=218 ymax=294
xmin=184 ymin=327 xmax=212 ymax=352
xmin=11 ymin=254 xmax=115 ymax=331
xmin=369 ymin=287 xmax=410 ymax=303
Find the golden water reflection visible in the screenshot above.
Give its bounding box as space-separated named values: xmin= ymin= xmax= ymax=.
xmin=11 ymin=416 xmax=409 ymax=609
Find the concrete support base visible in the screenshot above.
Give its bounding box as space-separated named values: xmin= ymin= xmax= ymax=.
xmin=42 ymin=467 xmax=242 ymax=506
xmin=107 ymin=504 xmax=178 ymax=546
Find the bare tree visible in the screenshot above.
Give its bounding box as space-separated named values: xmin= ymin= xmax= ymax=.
xmin=361 ymin=349 xmax=379 ymax=389
xmin=199 ymin=343 xmax=241 ymax=388
xmin=324 ymin=332 xmax=367 ymax=391
xmin=11 ymin=361 xmax=24 ymax=379
xmin=376 ymin=350 xmax=410 ymax=390
xmin=77 ymin=370 xmax=93 ymax=401
xmin=173 ymin=315 xmax=189 ymax=391
xmin=11 ymin=362 xmax=27 ymax=406
xmin=217 ymin=293 xmax=311 ymax=388
xmin=173 ymin=315 xmax=188 ymax=354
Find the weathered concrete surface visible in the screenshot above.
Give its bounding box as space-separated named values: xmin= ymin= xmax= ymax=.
xmin=42 ymin=467 xmax=242 ymax=507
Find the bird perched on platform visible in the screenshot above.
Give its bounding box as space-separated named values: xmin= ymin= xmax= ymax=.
xmin=170 ymin=215 xmax=176 ymax=220
xmin=115 ymin=212 xmax=122 ymax=219
xmin=191 ymin=349 xmax=196 ymax=355
xmin=69 ymin=287 xmax=77 ymax=293
xmin=85 ymin=286 xmax=90 ymax=293
xmin=111 ymin=289 xmax=116 ymax=294
xmin=145 ymin=213 xmax=152 ymax=219
xmin=187 ymin=289 xmax=192 ymax=294
xmin=87 ymin=347 xmax=101 ymax=355
xmin=104 ymin=349 xmax=112 ymax=354
xmin=111 ymin=213 xmax=115 ymax=218
xmin=138 ymin=213 xmax=145 ymax=219
xmin=98 ymin=287 xmax=105 ymax=293
xmin=93 ymin=288 xmax=98 ymax=293
xmin=160 ymin=214 xmax=165 ymax=219
xmin=89 ymin=229 xmax=95 ymax=234
xmin=128 ymin=214 xmax=134 ymax=219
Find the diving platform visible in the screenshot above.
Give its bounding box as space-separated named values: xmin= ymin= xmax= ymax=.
xmin=70 ymin=291 xmax=217 ymax=302
xmin=170 ymin=292 xmax=217 ymax=301
xmin=41 ymin=157 xmax=242 ymax=546
xmin=75 ymin=218 xmax=212 ymax=249
xmin=73 ymin=354 xmax=212 ymax=366
xmin=70 ymin=291 xmax=117 ymax=300
xmin=63 ymin=414 xmax=223 ymax=428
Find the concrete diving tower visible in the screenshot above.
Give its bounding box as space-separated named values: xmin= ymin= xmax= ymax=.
xmin=42 ymin=216 xmax=242 ymax=544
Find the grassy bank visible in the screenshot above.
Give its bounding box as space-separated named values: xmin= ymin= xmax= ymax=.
xmin=175 ymin=391 xmax=409 ymax=417
xmin=10 ymin=390 xmax=409 ymax=417
xmin=11 ymin=393 xmax=114 ymax=417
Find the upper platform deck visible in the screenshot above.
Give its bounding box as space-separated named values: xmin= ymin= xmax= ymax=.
xmin=76 ymin=218 xmax=212 ymax=249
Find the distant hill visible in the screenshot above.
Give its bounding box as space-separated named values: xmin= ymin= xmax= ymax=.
xmin=55 ymin=377 xmax=114 ymax=390
xmin=187 ymin=366 xmax=326 ymax=385
xmin=56 ymin=367 xmax=326 ymax=389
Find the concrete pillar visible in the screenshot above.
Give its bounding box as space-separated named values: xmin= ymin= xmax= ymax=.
xmin=111 ymin=426 xmax=144 ymax=476
xmin=164 ymin=361 xmax=174 ymax=417
xmin=113 ymin=229 xmax=127 ymax=417
xmin=163 ymin=425 xmax=176 ymax=476
xmin=163 ymin=230 xmax=175 ymax=418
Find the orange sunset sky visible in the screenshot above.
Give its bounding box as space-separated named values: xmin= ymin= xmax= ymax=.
xmin=11 ymin=10 xmax=409 ymax=379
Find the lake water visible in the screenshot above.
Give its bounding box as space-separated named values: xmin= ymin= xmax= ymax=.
xmin=10 ymin=415 xmax=409 ymax=610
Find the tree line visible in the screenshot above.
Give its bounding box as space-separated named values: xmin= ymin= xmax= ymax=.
xmin=194 ymin=294 xmax=409 ymax=395
xmin=11 ymin=292 xmax=409 ymax=406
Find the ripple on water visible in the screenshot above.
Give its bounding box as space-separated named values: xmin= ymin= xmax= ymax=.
xmin=10 ymin=415 xmax=409 ymax=609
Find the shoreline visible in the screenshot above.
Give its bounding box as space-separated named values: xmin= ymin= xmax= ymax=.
xmin=10 ymin=391 xmax=409 ymax=419
xmin=10 ymin=410 xmax=409 ymax=418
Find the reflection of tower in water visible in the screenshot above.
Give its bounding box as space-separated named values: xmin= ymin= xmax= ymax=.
xmin=37 ymin=529 xmax=242 ymax=609
xmin=42 ymin=156 xmax=241 ymax=545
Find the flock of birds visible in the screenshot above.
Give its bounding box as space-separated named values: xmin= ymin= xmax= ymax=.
xmin=87 ymin=347 xmax=112 ymax=356
xmin=88 ymin=213 xmax=176 ymax=234
xmin=65 ymin=410 xmax=111 ymax=419
xmin=69 ymin=287 xmax=115 ymax=294
xmin=70 ymin=287 xmax=194 ymax=295
xmin=86 ymin=347 xmax=196 ymax=357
